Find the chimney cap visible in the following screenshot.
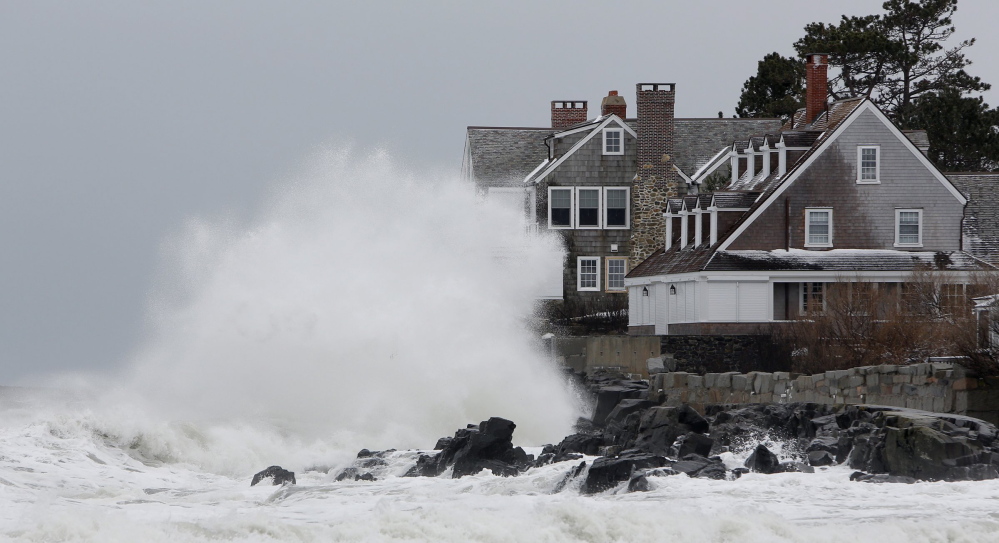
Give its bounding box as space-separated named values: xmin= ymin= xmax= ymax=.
xmin=608 ymin=90 xmax=618 ymax=96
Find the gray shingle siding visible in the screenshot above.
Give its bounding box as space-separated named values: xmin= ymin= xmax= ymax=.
xmin=729 ymin=110 xmax=963 ymax=251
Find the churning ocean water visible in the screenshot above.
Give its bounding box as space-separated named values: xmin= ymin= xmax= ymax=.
xmin=7 ymin=148 xmax=999 ymax=541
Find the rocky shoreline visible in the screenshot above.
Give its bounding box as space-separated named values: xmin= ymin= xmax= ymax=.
xmin=256 ymin=371 xmax=999 ymax=492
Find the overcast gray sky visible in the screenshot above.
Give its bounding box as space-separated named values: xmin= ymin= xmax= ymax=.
xmin=2 ymin=1 xmax=997 ymax=383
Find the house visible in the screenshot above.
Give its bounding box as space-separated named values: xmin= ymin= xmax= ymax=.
xmin=462 ymin=87 xmax=781 ymax=312
xmin=625 ymin=53 xmax=997 ymax=336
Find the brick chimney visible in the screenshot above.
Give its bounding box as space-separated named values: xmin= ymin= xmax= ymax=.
xmin=601 ymin=90 xmax=627 ymax=118
xmin=551 ymin=100 xmax=588 ymax=129
xmin=805 ymin=53 xmax=828 ymax=123
xmin=632 ymin=83 xmax=677 ymax=266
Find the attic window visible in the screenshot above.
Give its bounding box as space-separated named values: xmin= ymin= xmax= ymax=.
xmin=603 ymin=128 xmax=624 ymax=155
xmin=857 ymin=146 xmax=880 ymax=183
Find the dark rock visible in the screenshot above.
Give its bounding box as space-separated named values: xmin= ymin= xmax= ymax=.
xmin=251 ymin=465 xmax=296 ymax=486
xmin=731 ymin=467 xmax=750 ymax=478
xmin=556 ymin=433 xmax=605 ymax=457
xmin=553 ymin=461 xmax=587 ymax=494
xmin=582 ymin=453 xmax=668 ymax=494
xmin=677 ymin=433 xmax=714 ymax=458
xmin=592 ymin=385 xmax=645 ymax=427
xmin=434 ymin=437 xmax=453 ymax=450
xmin=695 ymin=462 xmax=728 ymax=480
xmin=744 ymin=444 xmax=782 ymax=474
xmin=676 ymin=405 xmax=709 ymax=434
xmin=627 ymin=473 xmax=651 ymax=492
xmin=807 ymin=450 xmax=835 ymax=467
xmin=356 ymin=449 xmax=374 ymax=458
xmin=605 ymin=399 xmax=656 ymax=426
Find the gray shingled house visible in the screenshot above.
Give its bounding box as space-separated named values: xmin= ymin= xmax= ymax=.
xmin=462 ymin=86 xmax=780 ymax=315
xmin=625 ymin=54 xmax=998 ymax=335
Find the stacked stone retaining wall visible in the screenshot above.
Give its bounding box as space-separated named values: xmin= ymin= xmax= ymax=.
xmin=649 ymin=362 xmax=999 ymax=424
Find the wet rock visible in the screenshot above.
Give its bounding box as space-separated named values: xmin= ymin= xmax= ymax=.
xmin=807 ymin=450 xmax=835 ymax=467
xmin=627 ymin=473 xmax=651 ymax=492
xmin=553 ymin=461 xmax=587 ymax=493
xmin=677 ymin=433 xmax=714 ymax=458
xmin=251 ymin=465 xmax=296 ymax=486
xmin=582 ymin=453 xmax=668 ymax=494
xmin=744 ymin=444 xmax=782 ymax=474
xmin=555 ymin=433 xmax=604 ymax=457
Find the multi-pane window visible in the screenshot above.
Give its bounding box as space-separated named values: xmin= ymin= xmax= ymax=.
xmin=578 ymin=257 xmax=600 ymax=291
xmin=805 ymin=208 xmax=832 ymax=247
xmin=547 ymin=186 xmax=628 ymax=230
xmin=896 ymin=209 xmax=922 ymax=246
xmin=549 ymin=188 xmax=572 ymax=228
xmin=605 ymin=188 xmax=628 ymax=228
xmin=577 ymin=189 xmax=600 ymax=227
xmin=802 ymin=282 xmax=825 ymax=314
xmin=858 ymin=146 xmax=880 ymax=183
xmin=603 ymin=128 xmax=623 ymax=155
xmin=606 ymin=258 xmax=627 ymax=291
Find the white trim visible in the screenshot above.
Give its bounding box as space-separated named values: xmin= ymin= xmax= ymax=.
xmin=674 ymin=164 xmax=695 ymax=185
xmin=527 ymin=115 xmax=636 ymax=184
xmin=603 ymin=187 xmax=630 ymax=229
xmin=804 ymin=207 xmax=833 ymax=248
xmin=894 ymin=208 xmax=923 ymax=247
xmin=694 ymin=209 xmax=703 ymax=246
xmin=522 ymin=159 xmax=551 ymax=185
xmin=718 ymin=100 xmax=967 ymax=251
xmin=605 ymin=257 xmax=628 ymax=292
xmin=690 ymin=147 xmax=732 ymax=183
xmin=665 ymin=212 xmax=673 ymax=250
xmin=577 ymin=256 xmax=601 ymax=291
xmin=679 ymin=211 xmax=689 ymax=249
xmin=575 ymin=187 xmax=602 ymax=229
xmin=602 ymin=127 xmax=624 ymax=155
xmin=624 ymin=268 xmax=978 ymax=287
xmin=547 ymin=186 xmax=574 ymax=229
xmin=709 ymin=208 xmax=718 ymax=245
xmin=856 ymin=145 xmax=881 ymax=184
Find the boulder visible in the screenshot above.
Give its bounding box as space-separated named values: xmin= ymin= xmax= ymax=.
xmin=677 ymin=433 xmax=714 ymax=458
xmin=251 ymin=465 xmax=296 ymax=486
xmin=744 ymin=444 xmax=782 ymax=474
xmin=582 ymin=453 xmax=668 ymax=494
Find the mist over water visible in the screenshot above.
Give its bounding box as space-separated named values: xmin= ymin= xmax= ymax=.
xmin=115 ymin=146 xmax=578 ymax=452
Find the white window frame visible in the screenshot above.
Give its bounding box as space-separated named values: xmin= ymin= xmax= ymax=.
xmin=895 ymin=208 xmax=923 ymax=248
xmin=603 ymin=187 xmax=630 ymax=229
xmin=804 ymin=207 xmax=833 ymax=248
xmin=800 ymin=282 xmax=826 ymax=314
xmin=577 ymin=256 xmax=601 ymax=291
xmin=547 ymin=186 xmax=574 ymax=229
xmin=857 ymin=145 xmax=881 ymax=184
xmin=575 ymin=187 xmax=602 ymax=229
xmin=603 ymin=128 xmax=624 ymax=155
xmin=605 ymin=257 xmax=628 ymax=292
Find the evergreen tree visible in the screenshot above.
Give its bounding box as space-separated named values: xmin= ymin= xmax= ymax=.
xmin=903 ymin=89 xmax=999 ymax=171
xmin=793 ymin=0 xmax=989 ymax=117
xmin=736 ymin=53 xmax=805 ymax=122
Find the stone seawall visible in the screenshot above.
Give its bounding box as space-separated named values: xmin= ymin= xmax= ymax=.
xmin=649 ymin=362 xmax=999 ymax=424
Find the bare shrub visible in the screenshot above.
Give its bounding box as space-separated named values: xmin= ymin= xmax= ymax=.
xmin=769 ymin=269 xmax=999 ymax=375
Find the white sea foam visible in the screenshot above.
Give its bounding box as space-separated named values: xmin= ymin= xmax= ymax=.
xmin=9 ymin=148 xmax=999 ymax=541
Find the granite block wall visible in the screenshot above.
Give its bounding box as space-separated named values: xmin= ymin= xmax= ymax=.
xmin=648 ymin=362 xmax=999 ymax=424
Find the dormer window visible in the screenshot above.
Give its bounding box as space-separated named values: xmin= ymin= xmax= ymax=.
xmin=603 ymin=128 xmax=624 ymax=155
xmin=857 ymin=145 xmax=880 ymax=183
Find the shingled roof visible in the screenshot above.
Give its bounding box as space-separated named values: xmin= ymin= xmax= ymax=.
xmin=948 ymin=173 xmax=999 ymax=265
xmin=463 ymin=127 xmax=551 ymax=189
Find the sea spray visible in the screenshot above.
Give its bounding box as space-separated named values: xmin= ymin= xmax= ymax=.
xmin=114 ymin=146 xmax=580 ymax=457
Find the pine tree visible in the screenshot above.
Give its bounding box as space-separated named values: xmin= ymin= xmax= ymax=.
xmin=735 ymin=53 xmax=805 ymax=122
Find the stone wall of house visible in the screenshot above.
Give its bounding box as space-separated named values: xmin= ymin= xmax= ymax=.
xmin=661 ymin=335 xmax=785 ymax=374
xmin=648 ymin=362 xmax=999 ymax=424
